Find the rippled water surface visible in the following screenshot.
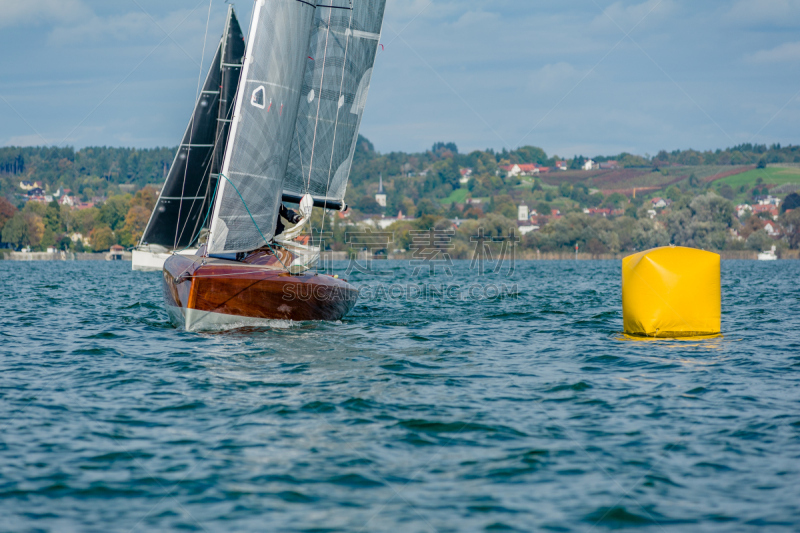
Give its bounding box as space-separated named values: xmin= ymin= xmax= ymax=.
xmin=1 ymin=260 xmax=799 ymax=532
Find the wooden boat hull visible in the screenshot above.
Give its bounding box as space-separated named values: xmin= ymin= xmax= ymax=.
xmin=162 ymin=253 xmax=358 ymax=331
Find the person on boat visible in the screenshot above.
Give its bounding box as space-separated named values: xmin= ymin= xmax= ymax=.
xmin=275 ymin=203 xmax=303 ymax=237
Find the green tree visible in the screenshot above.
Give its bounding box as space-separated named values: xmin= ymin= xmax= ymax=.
xmin=73 ymin=207 xmax=100 ymax=235
xmin=355 ymin=195 xmax=382 ymax=215
xmin=2 ymin=213 xmax=27 ymax=248
xmin=98 ymin=194 xmax=132 ymax=231
xmin=780 ymin=209 xmax=800 ymax=249
xmin=435 ymin=158 xmax=461 ymax=190
xmin=782 ymin=192 xmax=800 ymax=213
xmin=745 ymin=229 xmax=771 ymax=251
xmin=718 ymin=184 xmax=735 ymax=200
xmin=602 ymin=192 xmax=627 ymax=209
xmin=44 ymin=200 xmax=61 ymax=234
xmin=416 ymin=198 xmax=442 ymax=217
xmin=2 ymin=212 xmax=45 ymax=249
xmin=89 ymin=225 xmax=115 ymax=251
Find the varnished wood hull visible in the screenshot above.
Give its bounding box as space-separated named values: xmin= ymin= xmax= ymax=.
xmin=162 ymin=253 xmax=358 ymax=331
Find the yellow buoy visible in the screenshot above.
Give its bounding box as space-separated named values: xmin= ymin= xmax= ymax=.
xmin=622 ymin=246 xmax=720 ymax=338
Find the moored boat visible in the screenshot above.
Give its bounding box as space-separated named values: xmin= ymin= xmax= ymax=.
xmin=758 ymin=246 xmax=778 ymax=261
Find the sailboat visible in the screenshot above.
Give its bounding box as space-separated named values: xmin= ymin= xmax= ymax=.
xmin=133 ymin=7 xmax=245 ymax=271
xmin=162 ymin=0 xmax=386 ymax=330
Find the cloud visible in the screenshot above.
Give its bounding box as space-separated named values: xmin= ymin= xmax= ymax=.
xmin=528 ymin=62 xmax=586 ymax=94
xmin=5 ymin=134 xmax=52 ymax=147
xmin=0 ymin=0 xmax=91 ymax=28
xmin=745 ymin=41 xmax=800 ymax=64
xmin=48 ymin=9 xmax=214 ymax=46
xmin=591 ymin=0 xmax=677 ymax=34
xmin=725 ymin=0 xmax=800 ymax=27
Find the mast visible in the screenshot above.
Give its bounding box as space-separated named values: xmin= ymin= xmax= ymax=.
xmin=207 ymin=0 xmax=318 ymax=254
xmin=195 ymin=6 xmax=245 ymax=240
xmin=210 ymin=5 xmax=245 ymax=183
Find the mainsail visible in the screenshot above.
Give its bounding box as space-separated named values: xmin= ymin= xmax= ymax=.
xmin=140 ymin=7 xmax=244 ymax=249
xmin=208 ymin=0 xmax=317 ymax=253
xmin=284 ymin=0 xmax=386 ymax=207
xmin=139 ymin=44 xmax=222 ymax=249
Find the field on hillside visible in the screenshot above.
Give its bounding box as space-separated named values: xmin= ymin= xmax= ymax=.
xmin=713 ymin=166 xmax=800 ymax=189
xmin=439 ymin=188 xmax=469 ymax=204
xmin=539 ymin=166 xmax=753 ymax=193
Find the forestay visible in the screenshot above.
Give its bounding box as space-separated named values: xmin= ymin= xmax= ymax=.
xmin=208 ymin=0 xmax=317 ymax=254
xmin=284 ymin=0 xmax=386 ymax=206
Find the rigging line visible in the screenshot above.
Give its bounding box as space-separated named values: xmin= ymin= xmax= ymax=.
xmin=205 ymin=0 xmax=258 ymax=253
xmin=175 ymin=0 xmax=215 ymax=250
xmin=321 ymin=0 xmax=353 ymax=244
xmin=305 ymin=6 xmax=336 ymax=271
xmin=305 ymin=7 xmax=334 ymax=193
xmin=217 ymin=173 xmax=291 ymax=272
xmin=172 ymin=135 xmax=217 ymax=247
xmin=178 ymin=41 xmax=242 ymax=248
xmin=293 ymin=126 xmax=306 ymax=192
xmin=176 ymin=166 xmax=221 ymax=253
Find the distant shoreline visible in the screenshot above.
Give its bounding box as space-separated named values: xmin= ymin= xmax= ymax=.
xmin=2 ymin=251 xmax=797 ymax=262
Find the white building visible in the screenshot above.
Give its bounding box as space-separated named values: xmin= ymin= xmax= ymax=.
xmin=651 ymin=198 xmax=668 ymax=209
xmin=583 ymin=159 xmax=596 ymax=171
xmin=758 ymin=196 xmax=781 ymax=207
xmin=518 ymin=205 xmax=530 ymax=222
xmin=764 ymin=222 xmax=781 ymax=237
xmin=737 ymin=204 xmax=753 ymax=218
xmin=375 ymin=174 xmax=386 ymax=208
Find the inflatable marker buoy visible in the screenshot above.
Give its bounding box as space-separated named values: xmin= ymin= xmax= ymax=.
xmin=622 ymin=246 xmax=720 ymax=338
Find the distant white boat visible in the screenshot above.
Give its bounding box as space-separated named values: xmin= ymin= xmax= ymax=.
xmin=132 ymin=245 xmax=197 ymax=271
xmin=758 ymin=246 xmax=778 ymax=261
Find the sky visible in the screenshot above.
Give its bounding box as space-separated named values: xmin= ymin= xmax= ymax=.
xmin=0 ymin=0 xmax=799 ymax=158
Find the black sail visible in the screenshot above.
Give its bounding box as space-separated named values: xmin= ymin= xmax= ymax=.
xmin=139 ymin=42 xmax=223 ymax=248
xmin=208 ymin=6 xmax=246 ymax=204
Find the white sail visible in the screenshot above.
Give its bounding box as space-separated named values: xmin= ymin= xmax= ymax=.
xmin=208 ymin=0 xmax=317 ymax=254
xmin=283 ymin=0 xmax=387 ymax=205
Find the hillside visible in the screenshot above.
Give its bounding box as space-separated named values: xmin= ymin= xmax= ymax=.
xmin=1 ymin=139 xmax=799 ymax=254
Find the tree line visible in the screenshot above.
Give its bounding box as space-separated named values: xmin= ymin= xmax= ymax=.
xmin=0 ymin=189 xmax=157 ymax=252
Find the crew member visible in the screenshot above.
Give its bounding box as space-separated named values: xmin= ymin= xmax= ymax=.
xmin=275 ymin=203 xmax=302 ymax=237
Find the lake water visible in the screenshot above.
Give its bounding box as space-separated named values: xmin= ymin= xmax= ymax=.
xmin=1 ymin=259 xmax=799 ymax=532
